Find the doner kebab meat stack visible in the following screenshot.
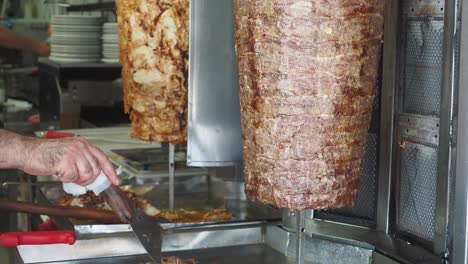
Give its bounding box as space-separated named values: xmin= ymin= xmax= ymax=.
xmin=116 ymin=0 xmax=189 ymax=144
xmin=234 ymin=0 xmax=385 ymax=210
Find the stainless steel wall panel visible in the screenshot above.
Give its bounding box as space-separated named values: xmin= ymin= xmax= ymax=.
xmin=187 ymin=0 xmax=243 ymax=167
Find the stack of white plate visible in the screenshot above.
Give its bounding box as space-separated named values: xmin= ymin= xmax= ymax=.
xmin=101 ymin=22 xmax=120 ymax=64
xmin=50 ymin=15 xmax=103 ymax=63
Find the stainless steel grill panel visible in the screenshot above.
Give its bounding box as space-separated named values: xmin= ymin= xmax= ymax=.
xmin=404 ymin=19 xmax=444 ymax=116
xmin=315 ymin=132 xmax=378 ymax=226
xmin=332 ymin=133 xmax=378 ymax=219
xmin=315 ymin=72 xmax=381 ymax=226
xmin=397 ymin=142 xmax=438 ymax=242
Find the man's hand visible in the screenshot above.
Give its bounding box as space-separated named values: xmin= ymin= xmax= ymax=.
xmin=21 ymin=137 xmax=119 ymax=186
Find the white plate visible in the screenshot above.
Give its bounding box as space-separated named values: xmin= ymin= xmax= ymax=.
xmin=52 ymin=36 xmax=101 ymax=45
xmin=50 ymin=52 xmax=101 ymax=59
xmin=102 ymin=55 xmax=120 ymax=60
xmin=103 ymin=43 xmax=119 ymax=49
xmin=101 ymin=58 xmax=120 ymax=64
xmin=102 ymin=34 xmax=119 ymax=43
xmin=102 ymin=51 xmax=120 ymax=57
xmin=103 ymin=50 xmax=120 ymax=54
xmin=51 ymin=44 xmax=101 ymax=54
xmin=53 ymin=15 xmax=103 ymax=20
xmin=49 ymin=56 xmax=100 ymax=63
xmin=103 ymin=23 xmax=118 ymax=29
xmin=52 ymin=25 xmax=102 ymax=33
xmin=103 ymin=22 xmax=118 ymax=27
xmin=52 ymin=40 xmax=101 ymax=46
xmin=52 ymin=15 xmax=103 ymax=26
xmin=52 ymin=32 xmax=102 ymax=39
xmin=102 ymin=50 xmax=120 ymax=55
xmin=103 ymin=28 xmax=119 ymax=34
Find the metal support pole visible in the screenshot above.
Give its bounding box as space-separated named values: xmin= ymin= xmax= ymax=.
xmin=435 ymin=0 xmax=460 ymax=255
xmin=169 ymin=143 xmax=175 ymax=212
xmin=296 ymin=210 xmax=306 ymax=264
xmin=377 ymin=0 xmax=399 ymax=234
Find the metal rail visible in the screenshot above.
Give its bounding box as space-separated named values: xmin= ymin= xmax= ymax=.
xmin=296 ymin=211 xmax=306 ymax=264
xmin=169 ymin=143 xmax=175 ymax=212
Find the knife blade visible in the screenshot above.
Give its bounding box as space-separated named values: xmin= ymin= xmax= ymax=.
xmin=102 ymin=185 xmax=163 ymax=264
xmin=128 ymin=210 xmax=163 ymax=264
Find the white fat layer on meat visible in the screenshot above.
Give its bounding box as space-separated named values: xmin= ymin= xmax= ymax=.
xmin=134 ymin=69 xmax=164 ymax=85
xmin=159 ymin=9 xmax=178 ymax=45
xmin=131 ymin=46 xmax=156 ymax=68
xmin=129 ymin=15 xmax=146 ymax=43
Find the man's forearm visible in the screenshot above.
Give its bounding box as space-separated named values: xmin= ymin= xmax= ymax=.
xmin=0 ymin=129 xmax=33 ymax=169
xmin=0 ymin=129 xmax=119 ymax=185
xmin=0 ymin=26 xmax=44 ymax=54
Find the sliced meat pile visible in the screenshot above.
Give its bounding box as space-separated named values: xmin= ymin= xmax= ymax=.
xmin=57 ymin=190 xmax=232 ymax=223
xmin=159 ymin=207 xmax=233 ymax=223
xmin=116 ymin=0 xmax=189 ymax=144
xmin=234 ymin=0 xmax=385 ymax=210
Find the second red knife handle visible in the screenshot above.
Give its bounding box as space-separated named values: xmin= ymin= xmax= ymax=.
xmin=45 ymin=131 xmax=75 ymax=139
xmin=0 ymin=231 xmax=76 ymax=247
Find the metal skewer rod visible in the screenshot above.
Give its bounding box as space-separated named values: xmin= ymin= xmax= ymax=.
xmin=169 ymin=143 xmax=175 ymax=212
xmin=296 ymin=210 xmax=306 ymax=264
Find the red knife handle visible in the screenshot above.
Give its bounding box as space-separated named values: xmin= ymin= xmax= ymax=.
xmin=0 ymin=231 xmax=76 ymax=247
xmin=45 ymin=131 xmax=75 ymax=139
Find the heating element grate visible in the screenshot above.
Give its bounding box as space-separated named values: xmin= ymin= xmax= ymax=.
xmin=397 ymin=142 xmax=438 ymax=242
xmin=403 ymin=19 xmax=444 ymax=116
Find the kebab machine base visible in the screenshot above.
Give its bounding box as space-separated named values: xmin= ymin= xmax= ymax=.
xmin=9 ymin=173 xmax=400 ymax=264
xmin=14 ymin=223 xmax=381 ymax=264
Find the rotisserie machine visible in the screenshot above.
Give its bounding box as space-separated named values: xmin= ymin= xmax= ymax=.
xmin=12 ymin=0 xmax=468 ymax=263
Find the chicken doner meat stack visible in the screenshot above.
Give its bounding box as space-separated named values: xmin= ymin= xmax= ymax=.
xmin=234 ymin=0 xmax=385 ymax=210
xmin=116 ymin=0 xmax=189 ymax=144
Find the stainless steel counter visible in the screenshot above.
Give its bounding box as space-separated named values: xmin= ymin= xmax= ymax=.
xmin=17 ymin=245 xmax=289 ymax=264
xmin=15 ymin=225 xmax=379 ymax=264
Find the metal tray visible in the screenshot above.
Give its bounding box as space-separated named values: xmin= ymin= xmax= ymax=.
xmin=37 ymin=177 xmax=281 ymax=229
xmin=108 ymin=147 xmax=210 ymax=181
